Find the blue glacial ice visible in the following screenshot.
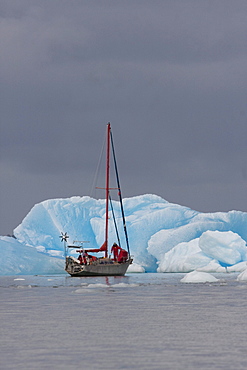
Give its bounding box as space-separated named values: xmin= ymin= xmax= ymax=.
xmin=0 ymin=194 xmax=247 ymax=275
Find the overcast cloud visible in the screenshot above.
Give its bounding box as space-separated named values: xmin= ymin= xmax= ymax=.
xmin=1 ymin=0 xmax=247 ymax=235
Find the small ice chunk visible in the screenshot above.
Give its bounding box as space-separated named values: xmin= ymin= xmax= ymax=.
xmin=181 ymin=270 xmax=219 ymax=283
xmin=127 ymin=263 xmax=145 ymax=273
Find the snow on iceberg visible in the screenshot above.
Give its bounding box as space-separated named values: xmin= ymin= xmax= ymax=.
xmin=181 ymin=270 xmax=219 ymax=283
xmin=0 ymin=194 xmax=247 ymax=275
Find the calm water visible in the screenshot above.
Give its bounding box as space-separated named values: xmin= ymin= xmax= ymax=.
xmin=0 ymin=273 xmax=247 ymax=370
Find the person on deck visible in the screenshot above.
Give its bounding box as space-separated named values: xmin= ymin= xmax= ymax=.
xmin=78 ymin=254 xmax=83 ymax=264
xmin=82 ymin=250 xmax=89 ymax=265
xmin=118 ymin=248 xmax=128 ymax=263
xmin=111 ymin=243 xmax=121 ymax=262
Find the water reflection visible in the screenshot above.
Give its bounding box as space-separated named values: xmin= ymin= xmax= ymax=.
xmin=65 ymin=274 xmax=130 ymax=287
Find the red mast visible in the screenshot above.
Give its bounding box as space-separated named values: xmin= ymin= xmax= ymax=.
xmin=104 ymin=123 xmax=111 ymax=258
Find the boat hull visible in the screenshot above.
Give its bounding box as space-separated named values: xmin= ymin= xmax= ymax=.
xmin=65 ymin=257 xmax=132 ymax=277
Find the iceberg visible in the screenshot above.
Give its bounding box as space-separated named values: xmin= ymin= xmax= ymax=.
xmin=0 ymin=194 xmax=246 ymax=275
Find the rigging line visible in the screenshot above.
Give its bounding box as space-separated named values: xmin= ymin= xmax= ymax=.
xmin=109 ymin=195 xmax=121 ymax=248
xmin=90 ymin=134 xmax=106 ymax=198
xmin=110 ymin=131 xmax=130 ymax=256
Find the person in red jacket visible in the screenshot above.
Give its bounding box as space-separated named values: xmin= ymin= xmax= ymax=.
xmin=111 ymin=243 xmax=121 ymax=261
xmin=118 ymin=248 xmax=128 ymax=263
xmin=82 ymin=250 xmax=89 ymax=265
xmin=78 ymin=254 xmax=83 ymax=264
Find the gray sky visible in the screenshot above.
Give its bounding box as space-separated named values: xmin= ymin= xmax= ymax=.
xmin=1 ymin=0 xmax=247 ymax=235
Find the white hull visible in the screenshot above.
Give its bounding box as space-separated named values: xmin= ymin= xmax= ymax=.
xmin=65 ymin=257 xmax=132 ymax=276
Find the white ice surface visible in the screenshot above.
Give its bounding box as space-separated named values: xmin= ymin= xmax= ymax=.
xmin=237 ymin=268 xmax=247 ymax=281
xmin=199 ymin=230 xmax=247 ymax=266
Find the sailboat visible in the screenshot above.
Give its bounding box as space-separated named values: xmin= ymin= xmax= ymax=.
xmin=63 ymin=123 xmax=133 ymax=276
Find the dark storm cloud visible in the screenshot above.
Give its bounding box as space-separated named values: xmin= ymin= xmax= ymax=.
xmin=1 ymin=0 xmax=247 ymax=234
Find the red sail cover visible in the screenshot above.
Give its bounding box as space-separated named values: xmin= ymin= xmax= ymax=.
xmin=86 ymin=241 xmax=107 ymax=253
